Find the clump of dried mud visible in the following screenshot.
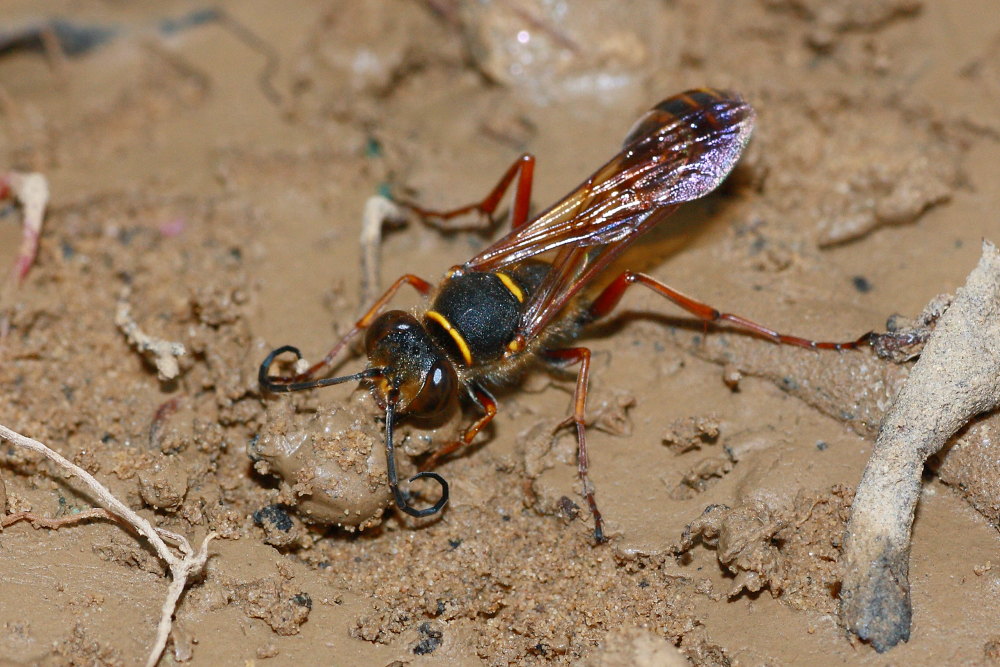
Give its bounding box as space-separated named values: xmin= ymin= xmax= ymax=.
xmin=677 ymin=486 xmax=854 ymax=610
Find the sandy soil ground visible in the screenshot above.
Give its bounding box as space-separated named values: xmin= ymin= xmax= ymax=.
xmin=2 ymin=1 xmax=1000 ymax=664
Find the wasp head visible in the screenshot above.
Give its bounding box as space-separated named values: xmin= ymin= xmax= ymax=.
xmin=365 ymin=310 xmax=458 ymax=417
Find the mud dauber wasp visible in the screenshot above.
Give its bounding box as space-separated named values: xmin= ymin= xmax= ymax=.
xmin=259 ymin=89 xmax=870 ymax=542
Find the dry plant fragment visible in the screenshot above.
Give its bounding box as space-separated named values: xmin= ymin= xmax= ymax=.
xmin=2 ymin=507 xmax=114 ymax=531
xmin=0 ymin=423 xmax=214 ymax=667
xmin=115 ymin=286 xmax=186 ymax=381
xmin=0 ymin=171 xmax=48 ymax=284
xmin=359 ymin=195 xmax=407 ymax=311
xmin=839 ymin=240 xmax=1000 ymax=652
xmin=0 ymin=171 xmax=49 ymax=338
xmin=869 ymin=293 xmax=951 ymax=363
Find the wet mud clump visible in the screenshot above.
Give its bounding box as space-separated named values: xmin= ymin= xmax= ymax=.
xmin=251 ymin=392 xmax=391 ymax=531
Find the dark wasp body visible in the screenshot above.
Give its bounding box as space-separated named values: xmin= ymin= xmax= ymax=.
xmin=259 ymin=89 xmax=869 ymax=542
xmin=260 ymin=260 xmax=558 ymax=524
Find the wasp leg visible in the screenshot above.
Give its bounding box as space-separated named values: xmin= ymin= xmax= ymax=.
xmin=588 ymin=271 xmax=872 ymax=350
xmin=400 ymin=153 xmax=535 ymax=232
xmin=263 ymin=274 xmax=433 ymax=387
xmin=421 ymin=385 xmax=498 ymax=471
xmin=543 ymin=346 xmax=607 ymax=545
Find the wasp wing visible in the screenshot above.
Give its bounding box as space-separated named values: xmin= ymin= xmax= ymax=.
xmin=464 ymin=89 xmax=755 ymax=339
xmin=466 ymin=90 xmax=755 ymax=273
xmin=515 ymin=207 xmax=670 ymax=339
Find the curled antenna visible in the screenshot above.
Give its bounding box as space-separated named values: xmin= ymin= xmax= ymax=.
xmin=258 ymin=345 xmax=378 ymax=393
xmin=385 ymin=395 xmax=449 ymax=517
xmin=259 ymin=345 xmax=448 ymax=518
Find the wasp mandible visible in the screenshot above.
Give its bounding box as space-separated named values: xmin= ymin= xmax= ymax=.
xmin=259 ymin=89 xmax=870 ymax=542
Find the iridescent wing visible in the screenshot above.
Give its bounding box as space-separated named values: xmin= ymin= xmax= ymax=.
xmin=464 ymin=89 xmax=755 ymax=339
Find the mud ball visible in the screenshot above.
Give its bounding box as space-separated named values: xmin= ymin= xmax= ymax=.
xmin=137 ymin=456 xmax=189 ymax=511
xmin=250 ymin=391 xmax=393 ymax=530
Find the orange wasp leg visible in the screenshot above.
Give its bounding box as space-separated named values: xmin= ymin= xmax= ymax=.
xmin=402 ymin=153 xmax=536 ymax=231
xmin=421 ymin=385 xmax=498 ymax=471
xmin=588 ymin=271 xmax=873 ymax=350
xmin=543 ymin=346 xmax=607 ymax=544
xmin=552 ymin=271 xmax=872 ymax=543
xmin=268 ymin=274 xmax=434 ymax=385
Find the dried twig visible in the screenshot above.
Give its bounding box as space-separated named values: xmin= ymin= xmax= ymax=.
xmin=0 ymin=423 xmax=214 ymax=667
xmin=0 ymin=171 xmax=49 ymax=339
xmin=1 ymin=507 xmax=115 ymax=530
xmin=115 ymin=286 xmax=186 ymax=381
xmin=0 ymin=171 xmax=48 ymax=284
xmin=839 ymin=240 xmax=1000 ymax=651
xmin=358 ymin=195 xmax=407 ymax=311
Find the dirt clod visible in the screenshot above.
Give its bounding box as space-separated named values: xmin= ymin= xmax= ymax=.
xmin=229 ymin=574 xmax=312 ymax=636
xmin=678 ymin=486 xmax=853 ymax=611
xmin=662 ymin=415 xmax=721 ymax=453
xmin=252 ymin=396 xmax=390 ymax=529
xmin=137 ymin=456 xmax=189 ymax=511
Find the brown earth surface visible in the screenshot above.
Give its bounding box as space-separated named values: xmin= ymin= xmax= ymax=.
xmin=2 ymin=1 xmax=1000 ymax=665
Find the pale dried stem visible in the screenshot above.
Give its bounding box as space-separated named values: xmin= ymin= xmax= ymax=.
xmin=359 ymin=195 xmax=407 ymax=312
xmin=1 ymin=507 xmax=115 ymax=530
xmin=839 ymin=240 xmax=1000 ymax=651
xmin=1 ymin=171 xmax=48 ymax=284
xmin=0 ymin=507 xmax=194 ymax=554
xmin=0 ymin=171 xmax=49 ymax=341
xmin=114 ymin=286 xmax=186 ymax=381
xmin=0 ymin=423 xmax=215 ymax=667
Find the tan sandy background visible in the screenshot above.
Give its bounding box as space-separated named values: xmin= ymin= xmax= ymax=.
xmin=1 ymin=1 xmax=1000 ymax=664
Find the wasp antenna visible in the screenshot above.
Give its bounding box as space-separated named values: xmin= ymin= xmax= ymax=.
xmin=259 ymin=344 xmax=379 ymax=393
xmin=384 ymin=397 xmax=449 ymax=518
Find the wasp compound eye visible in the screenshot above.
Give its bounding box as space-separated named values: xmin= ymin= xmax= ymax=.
xmin=364 ymin=310 xmax=457 ymax=415
xmin=406 ymin=358 xmax=457 ymax=417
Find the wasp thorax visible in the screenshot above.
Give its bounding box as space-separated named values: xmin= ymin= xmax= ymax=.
xmin=364 ymin=310 xmax=457 ymax=417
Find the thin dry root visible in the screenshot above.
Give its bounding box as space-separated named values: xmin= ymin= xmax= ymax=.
xmin=0 ymin=171 xmax=49 ymax=339
xmin=359 ymin=195 xmax=407 ymax=311
xmin=0 ymin=423 xmax=214 ymax=667
xmin=1 ymin=171 xmax=49 ymax=283
xmin=115 ymin=286 xmax=186 ymax=381
xmin=839 ymin=240 xmax=1000 ymax=651
xmin=1 ymin=507 xmax=115 ymax=531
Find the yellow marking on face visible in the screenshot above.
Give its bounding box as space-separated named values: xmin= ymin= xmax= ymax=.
xmin=495 ymin=272 xmax=524 ymax=303
xmin=426 ymin=310 xmax=473 ymax=366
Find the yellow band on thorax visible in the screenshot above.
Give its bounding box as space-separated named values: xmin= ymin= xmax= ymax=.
xmin=495 ymin=272 xmax=524 ymax=303
xmin=425 ymin=310 xmax=473 ymax=366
